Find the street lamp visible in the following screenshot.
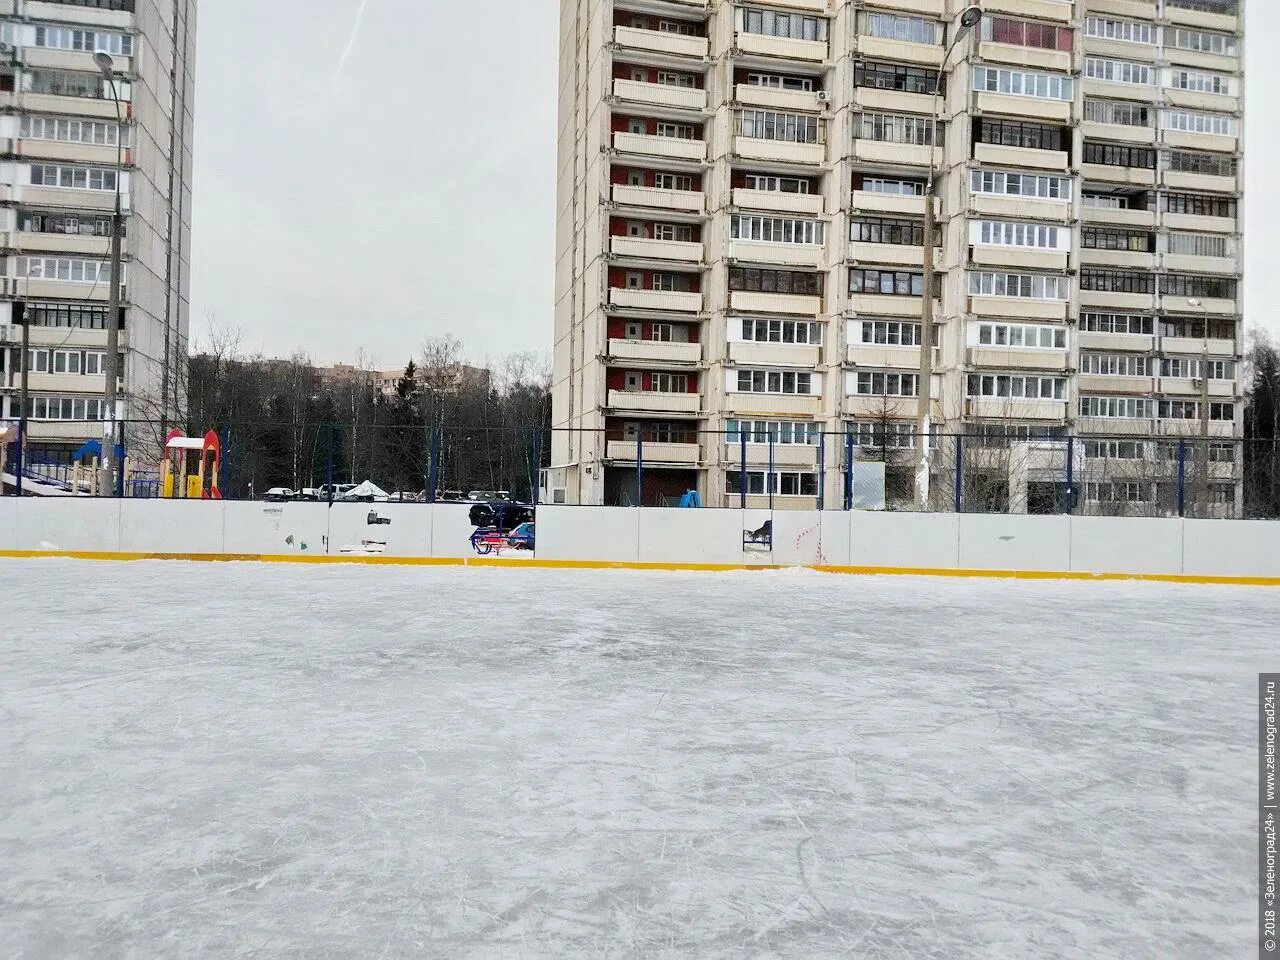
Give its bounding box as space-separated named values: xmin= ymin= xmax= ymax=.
xmin=94 ymin=51 xmax=125 ymax=497
xmin=915 ymin=5 xmax=983 ymax=509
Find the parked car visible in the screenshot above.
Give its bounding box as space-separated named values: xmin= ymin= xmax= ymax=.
xmin=467 ymin=489 xmax=511 ymax=502
xmin=263 ymin=487 xmax=295 ymax=502
xmin=318 ymin=483 xmax=356 ymax=500
xmin=388 ymin=491 xmax=423 ymax=502
xmin=506 ymin=521 xmax=535 ymax=550
xmin=468 ymin=500 xmax=533 ymax=531
xmin=295 ymin=488 xmax=321 ymax=501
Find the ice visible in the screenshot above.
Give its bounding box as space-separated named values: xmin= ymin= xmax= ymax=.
xmin=2 ymin=559 xmax=1274 ymax=958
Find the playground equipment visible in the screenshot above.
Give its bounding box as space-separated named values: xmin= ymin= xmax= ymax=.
xmin=68 ymin=439 xmax=125 ymax=496
xmin=161 ymin=430 xmax=222 ymax=499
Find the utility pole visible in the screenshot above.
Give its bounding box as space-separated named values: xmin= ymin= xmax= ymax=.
xmin=1189 ymin=298 xmax=1211 ymax=516
xmin=17 ymin=302 xmax=28 ymax=495
xmin=94 ymin=52 xmax=125 ymax=497
xmin=915 ymin=6 xmax=984 ymax=509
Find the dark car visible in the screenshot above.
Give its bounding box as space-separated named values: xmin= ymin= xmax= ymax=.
xmin=468 ymin=501 xmax=533 ymax=532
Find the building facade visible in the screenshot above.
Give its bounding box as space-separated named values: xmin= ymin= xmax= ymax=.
xmin=550 ymin=0 xmax=1243 ymax=513
xmin=0 ymin=0 xmax=197 ymax=459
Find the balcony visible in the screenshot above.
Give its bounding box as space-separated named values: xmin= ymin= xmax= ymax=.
xmin=733 ymin=187 xmax=823 ymax=215
xmin=611 ymin=184 xmax=704 ymax=213
xmin=1160 ymin=295 xmax=1236 ymax=316
xmin=1080 ymin=290 xmax=1156 ymax=312
xmin=982 ymin=0 xmax=1073 ymax=20
xmin=613 ymin=25 xmax=708 ymax=59
xmin=854 ymin=190 xmax=937 ymax=218
xmin=966 ymin=398 xmax=1067 ymax=421
xmin=8 ymin=230 xmax=111 ymax=255
xmin=848 ymin=293 xmax=932 ymax=318
xmin=858 ymin=36 xmax=944 ymax=68
xmin=728 ymin=340 xmax=821 ymax=367
xmin=724 ymin=392 xmax=823 ymax=417
xmin=728 ymin=239 xmax=824 ymax=268
xmin=1161 ymin=252 xmax=1237 ymax=276
xmin=1079 ymin=248 xmax=1154 ymax=270
xmin=1162 ymin=212 xmax=1236 ymax=235
xmin=607 ymin=389 xmax=701 ymax=414
xmin=853 ymin=140 xmax=935 ymax=168
xmin=735 ymin=31 xmax=826 ymax=63
xmin=968 ymin=347 xmax=1068 ymax=372
xmin=1080 ymin=164 xmax=1156 ymax=188
xmin=975 ymin=92 xmax=1071 ymax=123
xmin=612 ymin=79 xmax=707 ymax=112
xmin=970 ymin=194 xmax=1069 ymax=222
xmin=1077 ymin=373 xmax=1156 ymax=395
xmin=1165 ymin=1 xmax=1239 ymax=32
xmin=1077 ymin=330 xmax=1154 ymax=352
xmin=609 ymin=235 xmax=704 ymax=263
xmin=973 ymin=142 xmax=1068 ymax=171
xmin=608 ymin=338 xmax=701 ymax=364
xmin=1163 ymin=87 xmax=1239 ymax=114
xmin=724 ymin=443 xmax=819 ymax=468
xmin=728 ymin=290 xmax=821 ymax=315
xmin=607 ymin=440 xmax=700 ymax=464
xmin=1081 ymin=205 xmax=1156 ymax=229
xmin=1163 ymin=336 xmax=1236 ymax=356
xmin=734 ymin=136 xmax=824 ymax=166
xmin=853 ymin=86 xmax=938 ymax=117
xmin=1158 ymin=377 xmax=1235 ymax=399
xmin=613 ymin=131 xmax=706 ymax=162
xmin=971 ymin=246 xmax=1070 ymax=272
xmin=977 ymin=42 xmax=1071 ymax=73
xmin=969 ymin=296 xmax=1067 ymax=321
xmin=735 ymin=83 xmax=824 ymax=113
xmin=608 ymin=287 xmax=703 ymax=312
xmin=850 ymin=242 xmax=938 ymax=270
xmin=1161 ymin=169 xmax=1237 ymax=194
xmin=1080 ymin=121 xmax=1155 ymax=145
xmin=846 ymin=343 xmax=935 ymax=368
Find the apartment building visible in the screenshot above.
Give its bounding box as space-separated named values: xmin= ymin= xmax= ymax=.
xmin=550 ymin=0 xmax=1243 ymax=511
xmin=0 ymin=0 xmax=197 ymax=459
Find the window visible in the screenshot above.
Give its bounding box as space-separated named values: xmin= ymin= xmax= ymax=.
xmin=850 ymin=268 xmax=928 ymax=297
xmin=731 ymin=215 xmax=825 ymax=244
xmin=1079 ymin=269 xmax=1156 ymax=294
xmin=854 ymin=62 xmax=940 ymax=95
xmin=1084 ymin=440 xmax=1147 ymax=460
xmin=1083 ymin=16 xmax=1155 ymax=45
xmin=972 ymin=66 xmax=1073 ymax=101
xmin=649 ymin=272 xmax=691 ymax=292
xmin=726 ymin=471 xmax=818 ymax=497
xmin=15 ymin=256 xmax=118 ymax=283
xmin=1166 ymin=233 xmax=1229 ymax=258
xmin=1084 ymin=99 xmax=1151 ymax=127
xmin=740 ymin=318 xmax=823 ymax=344
xmin=859 ymin=320 xmax=936 ymax=347
xmin=745 ymin=73 xmax=814 ymax=92
xmin=1160 ymin=274 xmax=1237 ymax=299
xmin=1081 ymin=312 xmax=1154 ymax=335
xmin=729 ymin=267 xmax=823 ymax=296
xmin=735 ymin=369 xmax=813 ymax=394
xmin=739 ymin=110 xmax=821 ymax=144
xmin=656 ymin=19 xmax=699 ymax=36
xmin=859 ymin=12 xmax=940 ymax=45
xmin=25 ymin=396 xmax=104 ymax=421
xmin=26 ymin=302 xmax=109 ymax=329
xmin=860 ymin=176 xmax=925 ymax=196
xmin=1081 ymin=227 xmax=1153 ymax=253
xmin=1160 ymin=109 xmax=1237 ymax=137
xmin=969 ymin=169 xmax=1071 ymax=201
xmin=975 ymin=323 xmax=1066 ymax=349
xmin=27 ymin=348 xmax=106 ymax=376
xmin=966 ymin=373 xmax=1066 ymax=400
xmin=975 ymin=118 xmax=1066 ymax=151
xmin=1168 ymin=27 xmax=1238 ymax=57
xmin=32 ymin=24 xmax=133 ymax=55
xmin=653 ymin=173 xmax=694 ymax=191
xmin=854 ymin=371 xmax=918 ymax=397
xmin=20 ymin=116 xmax=127 ymax=146
xmin=1083 ymin=141 xmax=1156 ymax=169
xmin=742 ymin=8 xmax=828 ymax=43
xmin=1168 ymin=67 xmax=1233 ymax=96
xmin=1079 ymin=395 xmax=1152 ymax=419
xmin=852 ymin=217 xmax=933 ymax=247
xmin=970 ymin=220 xmax=1065 ymax=250
xmin=24 ymin=69 xmax=106 ymax=99
xmin=856 ymin=111 xmax=940 ymax=146
xmin=651 ymin=223 xmax=693 ymax=242
xmin=29 ymin=163 xmax=118 ymax=191
xmin=1082 ymin=192 xmax=1151 ymax=210
xmin=968 ymin=423 xmax=1067 ymax=446
xmin=1163 ymin=192 xmax=1236 ymax=218
xmin=655 ymin=122 xmax=695 ymax=139
xmin=981 ymin=16 xmax=1073 ymax=51
xmin=968 ymin=272 xmax=1066 ymax=299
xmin=1080 ymin=353 xmax=1152 ymax=376
xmin=1159 ymin=357 xmax=1234 ymax=380
xmin=648 ymin=372 xmax=688 ymax=393
xmin=1164 ymin=150 xmax=1236 ymax=177
xmin=1160 ymin=316 xmax=1235 ymax=340
xmin=657 ymin=71 xmax=697 ymax=88
xmin=726 ymin=420 xmax=819 ymax=445
xmin=1086 ymin=482 xmax=1152 ymax=504
xmin=847 ymin=421 xmax=919 ymax=449
xmin=1157 ymin=440 xmax=1235 ymax=463
xmin=1084 ymin=57 xmax=1152 ymax=86
xmin=1158 ymin=400 xmax=1234 ymax=421
xmin=743 ymin=174 xmax=810 ymax=194
xmin=19 ymin=210 xmax=117 ymax=238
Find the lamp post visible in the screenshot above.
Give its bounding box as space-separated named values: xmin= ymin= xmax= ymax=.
xmin=915 ymin=5 xmax=983 ymax=509
xmin=94 ymin=51 xmax=125 ymax=497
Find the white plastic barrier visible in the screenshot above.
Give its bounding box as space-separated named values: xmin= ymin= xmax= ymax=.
xmin=2 ymin=499 xmax=1280 ymax=581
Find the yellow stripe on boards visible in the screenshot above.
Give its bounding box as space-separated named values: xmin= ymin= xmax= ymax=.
xmin=1 ymin=548 xmax=1278 ymax=586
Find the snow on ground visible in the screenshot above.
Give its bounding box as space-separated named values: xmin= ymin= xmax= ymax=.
xmin=1 ymin=559 xmax=1274 ymax=959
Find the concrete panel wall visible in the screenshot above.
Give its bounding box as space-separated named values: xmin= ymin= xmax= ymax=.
xmin=957 ymin=514 xmax=1072 ymax=572
xmin=1071 ymin=517 xmax=1183 ymax=576
xmin=850 ymin=511 xmax=961 ymax=569
xmin=1182 ymin=520 xmax=1280 ymax=579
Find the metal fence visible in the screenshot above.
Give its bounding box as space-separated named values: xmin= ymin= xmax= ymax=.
xmin=3 ymin=419 xmax=1279 ymax=520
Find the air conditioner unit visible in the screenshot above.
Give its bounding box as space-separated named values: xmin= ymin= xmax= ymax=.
xmin=816 ymin=90 xmax=831 ymax=103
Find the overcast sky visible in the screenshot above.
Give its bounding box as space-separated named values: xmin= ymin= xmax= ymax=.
xmin=188 ymin=0 xmax=1272 ymax=370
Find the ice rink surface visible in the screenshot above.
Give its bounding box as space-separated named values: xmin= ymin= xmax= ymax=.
xmin=2 ymin=559 xmax=1275 ymax=959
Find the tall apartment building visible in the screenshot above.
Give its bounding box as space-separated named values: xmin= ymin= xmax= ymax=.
xmin=551 ymin=0 xmax=1243 ymax=513
xmin=0 ymin=0 xmax=196 ymax=459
